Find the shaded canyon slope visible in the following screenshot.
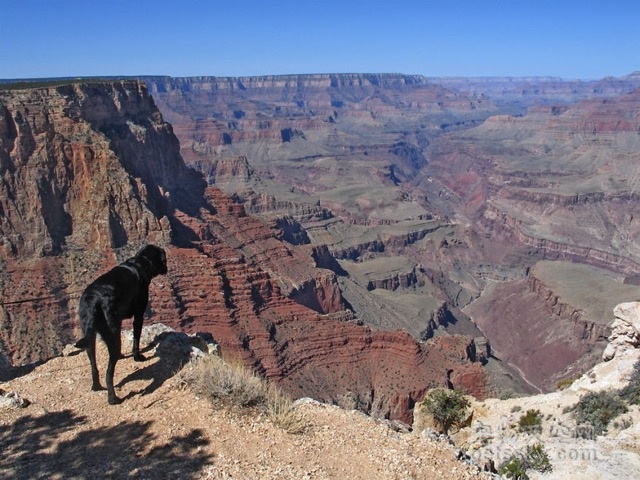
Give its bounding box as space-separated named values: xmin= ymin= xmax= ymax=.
xmin=144 ymin=73 xmax=640 ymax=394
xmin=0 ymin=80 xmax=487 ymax=422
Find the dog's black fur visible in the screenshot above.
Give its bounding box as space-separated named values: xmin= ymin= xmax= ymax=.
xmin=75 ymin=244 xmax=167 ymax=404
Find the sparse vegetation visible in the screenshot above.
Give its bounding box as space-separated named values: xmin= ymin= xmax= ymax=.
xmin=498 ymin=455 xmax=529 ymax=480
xmin=562 ymin=359 xmax=639 ymax=438
xmin=421 ymin=388 xmax=470 ymax=434
xmin=498 ymin=443 xmax=552 ymax=479
xmin=524 ymin=443 xmax=553 ymax=473
xmin=499 ymin=390 xmax=515 ymax=400
xmin=570 ymin=390 xmax=628 ymax=437
xmin=613 ymin=417 xmax=633 ymax=431
xmin=556 ymin=375 xmax=579 ymax=391
xmin=620 ymin=359 xmax=640 ymax=405
xmin=265 ymin=387 xmax=307 ymax=435
xmin=518 ymin=409 xmax=543 ymax=433
xmin=178 ymin=354 xmax=306 ymax=434
xmin=180 ymin=355 xmax=267 ymax=407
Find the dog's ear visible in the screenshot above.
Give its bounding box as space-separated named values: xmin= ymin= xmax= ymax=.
xmin=158 ymin=248 xmax=168 ymax=274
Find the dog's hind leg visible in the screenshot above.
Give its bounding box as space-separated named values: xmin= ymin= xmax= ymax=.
xmin=78 ymin=298 xmax=104 ymax=392
xmin=85 ymin=332 xmax=104 ymax=392
xmin=100 ymin=325 xmax=122 ymax=405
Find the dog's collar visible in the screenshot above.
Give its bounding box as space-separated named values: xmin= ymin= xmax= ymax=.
xmin=120 ymin=261 xmax=150 ymax=285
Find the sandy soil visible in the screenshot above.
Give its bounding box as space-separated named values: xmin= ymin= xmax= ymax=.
xmin=0 ymin=341 xmax=489 ymax=479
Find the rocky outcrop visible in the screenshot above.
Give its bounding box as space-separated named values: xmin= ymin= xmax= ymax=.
xmin=525 ymin=273 xmax=610 ymax=344
xmin=0 ymin=80 xmax=207 ymax=364
xmin=420 ymin=301 xmax=640 ymax=480
xmin=603 ymin=302 xmax=640 ymax=361
xmin=312 ymin=219 xmax=445 ymax=261
xmin=366 ymin=267 xmax=419 ymax=291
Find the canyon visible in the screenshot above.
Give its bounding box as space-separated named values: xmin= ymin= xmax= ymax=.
xmin=1 ymin=71 xmax=640 ymax=421
xmin=143 ymin=72 xmax=640 ymax=394
xmin=0 ymin=80 xmax=486 ymax=423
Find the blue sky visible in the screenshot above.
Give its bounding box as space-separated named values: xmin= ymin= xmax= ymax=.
xmin=1 ymin=0 xmax=638 ymax=80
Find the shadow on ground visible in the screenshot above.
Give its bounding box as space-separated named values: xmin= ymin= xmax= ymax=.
xmin=116 ymin=331 xmax=201 ymax=400
xmin=0 ymin=410 xmax=212 ymax=478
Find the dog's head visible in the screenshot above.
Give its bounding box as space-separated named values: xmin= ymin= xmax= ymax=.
xmin=136 ymin=244 xmax=168 ymax=277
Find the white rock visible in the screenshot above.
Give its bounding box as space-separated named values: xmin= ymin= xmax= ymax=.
xmin=613 ymin=302 xmax=640 ymax=330
xmin=602 ymin=342 xmax=617 ymax=362
xmin=602 ymin=305 xmax=640 ymax=361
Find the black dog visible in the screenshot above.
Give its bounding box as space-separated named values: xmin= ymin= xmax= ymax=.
xmin=75 ymin=244 xmax=167 ymax=404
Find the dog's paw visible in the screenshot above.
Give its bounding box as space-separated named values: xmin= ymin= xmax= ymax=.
xmin=91 ymin=384 xmax=106 ymax=392
xmin=108 ymin=396 xmax=123 ymax=405
xmin=133 ymin=353 xmax=147 ymax=362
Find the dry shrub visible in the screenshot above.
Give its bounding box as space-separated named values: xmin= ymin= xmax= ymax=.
xmin=178 ymin=354 xmax=266 ymax=407
xmin=178 ymin=355 xmax=305 ymax=434
xmin=265 ymin=385 xmax=307 ymax=435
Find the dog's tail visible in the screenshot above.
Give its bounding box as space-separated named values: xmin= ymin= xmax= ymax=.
xmin=76 ymin=294 xmax=99 ymax=350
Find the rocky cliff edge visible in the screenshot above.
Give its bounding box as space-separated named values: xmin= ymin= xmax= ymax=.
xmin=0 ymin=325 xmax=489 ymax=480
xmin=414 ymin=302 xmax=640 ymax=479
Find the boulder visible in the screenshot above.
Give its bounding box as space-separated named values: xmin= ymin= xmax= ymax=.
xmin=120 ymin=323 xmax=220 ymax=365
xmin=0 ymin=388 xmax=30 ymax=409
xmin=613 ymin=302 xmax=640 ymax=330
xmin=603 ymin=302 xmax=640 ymax=361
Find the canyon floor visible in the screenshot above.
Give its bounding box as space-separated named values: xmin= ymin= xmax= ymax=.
xmin=0 ymin=339 xmax=488 ymax=480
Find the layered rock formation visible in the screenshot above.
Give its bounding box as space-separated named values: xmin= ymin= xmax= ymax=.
xmin=401 ymin=84 xmax=640 ymax=392
xmin=464 ymin=261 xmax=639 ymax=391
xmin=0 ymin=80 xmax=190 ymax=364
xmin=140 ymin=73 xmax=640 ymax=397
xmin=430 ymin=72 xmax=640 ymax=109
xmin=421 ymin=87 xmax=640 ymax=276
xmin=0 ymin=80 xmax=487 ymax=422
xmin=143 ymin=73 xmax=495 ymax=222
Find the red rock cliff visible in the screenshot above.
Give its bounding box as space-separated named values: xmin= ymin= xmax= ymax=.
xmin=0 ymin=81 xmax=485 ymax=421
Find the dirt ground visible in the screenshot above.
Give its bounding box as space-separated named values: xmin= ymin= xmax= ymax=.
xmin=0 ymin=342 xmax=489 ymax=479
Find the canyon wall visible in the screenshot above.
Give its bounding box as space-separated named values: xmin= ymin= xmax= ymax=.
xmin=139 ymin=73 xmax=640 ymax=395
xmin=0 ymin=80 xmax=487 ymax=422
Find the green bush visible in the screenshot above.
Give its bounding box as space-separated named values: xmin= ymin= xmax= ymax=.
xmin=498 ymin=455 xmax=529 ymax=480
xmin=518 ymin=409 xmax=543 ymax=433
xmin=525 ymin=443 xmax=553 ymax=473
xmin=556 ymin=375 xmax=579 ymax=391
xmin=620 ymin=359 xmax=640 ymax=405
xmin=422 ymin=388 xmax=470 ymax=434
xmin=498 ymin=443 xmax=552 ymax=479
xmin=571 ymin=390 xmax=628 ymax=437
xmin=499 ymin=389 xmax=515 ymax=400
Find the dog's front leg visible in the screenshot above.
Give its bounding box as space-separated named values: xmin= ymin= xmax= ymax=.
xmin=132 ymin=312 xmax=146 ymax=362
